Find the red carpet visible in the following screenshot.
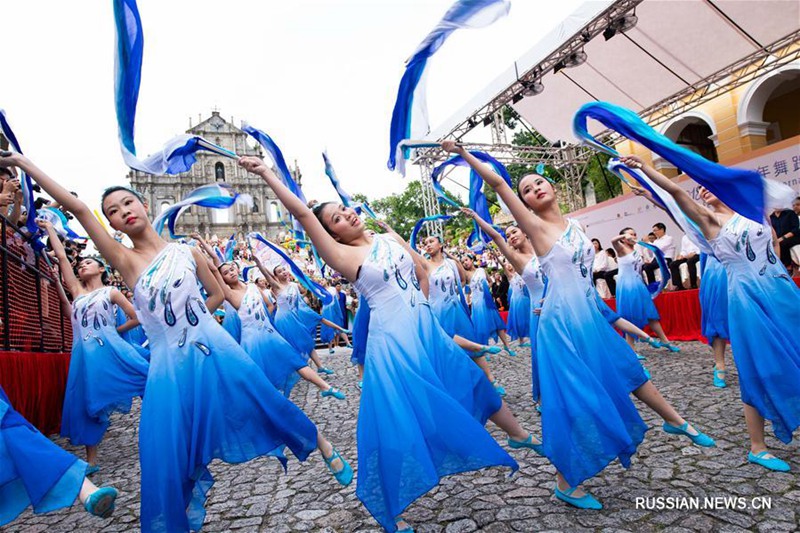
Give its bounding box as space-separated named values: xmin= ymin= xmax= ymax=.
xmin=0 ymin=351 xmax=70 ymax=435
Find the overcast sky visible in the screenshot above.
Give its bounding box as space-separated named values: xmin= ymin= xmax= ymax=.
xmin=3 ymin=0 xmax=584 ymax=213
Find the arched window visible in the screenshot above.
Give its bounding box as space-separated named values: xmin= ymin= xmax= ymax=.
xmin=268 ymin=202 xmax=280 ymax=223
xmin=215 ymin=162 xmax=225 ymax=182
xmin=662 ymin=113 xmax=718 ymax=162
xmin=160 ymin=201 xmax=172 ymax=214
xmin=738 ymin=64 xmax=800 ymax=145
xmin=213 ymin=206 xmax=230 ymax=224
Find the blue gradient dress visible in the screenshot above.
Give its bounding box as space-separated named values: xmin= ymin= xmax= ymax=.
xmin=320 ymin=287 xmax=344 ymax=344
xmin=133 ymin=244 xmax=318 ymax=533
xmin=238 ymin=284 xmax=305 ymax=396
xmin=521 ymin=257 xmax=546 ymax=402
xmin=350 ymin=294 xmax=370 ymax=367
xmin=354 ymin=235 xmax=516 ymax=531
xmin=710 ymin=215 xmax=800 ymax=442
xmin=274 ymin=283 xmax=323 ymax=357
xmin=537 ymin=220 xmax=648 ymax=488
xmin=61 ymin=287 xmax=149 ymax=447
xmin=506 ymin=274 xmax=531 ymax=341
xmin=115 ymin=305 xmax=148 ymax=355
xmin=616 ymin=250 xmax=659 ymax=328
xmin=698 ymin=254 xmax=729 ymax=343
xmin=1 ymin=386 xmax=88 ymax=527
xmin=428 ymin=258 xmax=475 ymax=342
xmin=467 ymin=268 xmax=506 ymax=344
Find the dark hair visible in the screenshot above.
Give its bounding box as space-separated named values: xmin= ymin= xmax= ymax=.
xmin=605 ymin=248 xmax=617 ymax=258
xmin=0 ymin=167 xmax=13 ymax=179
xmin=78 ymin=256 xmax=110 ymax=285
xmin=619 ymin=227 xmax=634 ymax=235
xmin=647 ymin=232 xmax=656 ymax=239
xmin=311 ymin=201 xmax=337 ymax=236
xmin=653 ymin=222 xmax=666 ymax=232
xmin=591 ymin=238 xmax=602 ymax=249
xmin=100 ymin=186 xmax=145 ymax=216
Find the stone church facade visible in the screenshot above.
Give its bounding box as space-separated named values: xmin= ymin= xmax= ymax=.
xmin=127 ymin=110 xmax=295 ymax=240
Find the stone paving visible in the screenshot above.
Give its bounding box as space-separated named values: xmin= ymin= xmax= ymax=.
xmin=6 ymin=340 xmax=800 ymax=532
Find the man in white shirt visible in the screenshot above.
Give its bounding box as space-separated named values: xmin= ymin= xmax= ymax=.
xmin=643 ymin=222 xmax=675 ymax=285
xmin=669 ymin=234 xmax=701 ymax=290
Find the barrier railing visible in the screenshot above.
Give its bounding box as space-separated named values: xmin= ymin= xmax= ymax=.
xmin=0 ymin=215 xmax=72 ymax=352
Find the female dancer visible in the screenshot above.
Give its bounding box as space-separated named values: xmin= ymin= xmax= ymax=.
xmin=619 ymin=156 xmax=800 ymax=471
xmin=240 ymin=155 xmax=544 ymax=532
xmin=502 ymin=262 xmax=531 ymax=345
xmin=0 ymin=385 xmax=119 ymax=525
xmin=256 ymin=261 xmax=347 ymax=376
xmin=611 ymin=229 xmax=680 ymax=352
xmin=320 ymin=280 xmax=350 ymax=353
xmin=460 ymin=254 xmax=516 ymax=356
xmin=699 ymin=253 xmax=730 ymax=388
xmin=39 ymin=219 xmax=149 ymax=473
xmin=3 ymin=152 xmax=353 ymax=533
xmin=443 ymin=141 xmax=714 ymax=509
xmin=350 ymin=293 xmax=370 ymax=389
xmin=201 ymin=246 xmax=345 ymax=400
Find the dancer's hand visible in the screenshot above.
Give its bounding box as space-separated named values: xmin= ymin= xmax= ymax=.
xmin=375 ymin=220 xmax=397 ymax=236
xmin=619 ymin=155 xmax=645 ymax=169
xmin=238 ymin=156 xmax=269 ymax=176
xmin=35 ymin=219 xmax=53 ymax=230
xmin=0 ymin=151 xmax=24 ymax=169
xmin=460 ymin=207 xmax=477 ymax=219
xmin=441 ymin=140 xmax=464 ymax=155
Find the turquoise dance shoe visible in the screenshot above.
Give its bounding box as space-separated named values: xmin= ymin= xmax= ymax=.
xmin=664 ymin=343 xmax=681 ymax=353
xmin=84 ymin=487 xmax=118 ymax=518
xmin=554 ymin=486 xmax=602 ymax=510
xmin=504 ymin=347 xmax=518 ymax=357
xmin=507 ymin=434 xmax=544 ymax=456
xmin=317 ymin=367 xmax=335 ymax=375
xmin=663 ymin=421 xmax=716 ymax=447
xmin=85 ymin=464 xmax=100 ymax=476
xmin=323 ymin=447 xmax=354 ymax=486
xmin=321 ymin=387 xmax=345 ymax=400
xmin=748 ymin=451 xmax=790 ymax=472
xmin=642 ymin=366 xmax=651 ymax=379
xmin=635 ymin=353 xmax=646 ymax=361
xmin=713 ymin=368 xmax=727 ymax=388
xmin=492 ymin=380 xmax=507 ymax=397
xmin=648 ymin=338 xmax=663 ymax=348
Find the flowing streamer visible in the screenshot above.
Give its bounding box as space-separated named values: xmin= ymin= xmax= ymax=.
xmin=152 ymin=184 xmax=252 ymax=238
xmin=248 ymin=232 xmax=332 ymax=305
xmin=573 ymin=101 xmax=794 ymax=222
xmin=432 ymin=151 xmax=512 ymax=249
xmin=637 ymin=241 xmax=670 ymax=298
xmin=607 ymin=159 xmax=713 ymax=255
xmin=322 ymin=151 xmax=352 ymax=207
xmin=241 ymin=124 xmax=305 ymax=239
xmin=37 ymin=207 xmax=85 ymax=241
xmin=0 ymin=109 xmax=39 ymax=240
xmin=387 ymin=0 xmax=510 ymax=175
xmin=410 ymin=214 xmax=452 ymax=252
xmin=113 ymin=0 xmax=236 ymax=174
xmin=224 ymin=235 xmax=236 ymax=262
xmin=353 ymin=202 xmax=378 ymax=219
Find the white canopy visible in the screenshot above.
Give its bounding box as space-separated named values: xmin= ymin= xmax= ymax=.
xmin=432 ymin=0 xmax=800 ymax=143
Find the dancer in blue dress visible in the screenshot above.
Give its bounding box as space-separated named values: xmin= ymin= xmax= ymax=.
xmin=38 ymin=220 xmax=149 ymax=473
xmin=461 ymin=256 xmax=516 ymax=356
xmin=199 ymin=243 xmax=346 ymax=400
xmin=350 ymin=293 xmax=370 ymax=388
xmin=611 ymin=229 xmax=680 ymax=353
xmin=699 ymin=253 xmax=730 ymax=388
xmin=443 ymin=141 xmax=714 ymax=510
xmin=0 ymin=386 xmax=119 ymax=526
xmin=320 ymin=281 xmax=350 ymax=353
xmin=240 ymin=155 xmax=545 ymax=532
xmin=504 ymin=264 xmax=531 ymax=344
xmin=260 ymin=265 xmax=347 ymax=376
xmin=420 ymin=235 xmax=475 ymax=340
xmin=620 ymin=155 xmax=800 ymax=472
xmin=5 ymin=152 xmax=353 ymax=533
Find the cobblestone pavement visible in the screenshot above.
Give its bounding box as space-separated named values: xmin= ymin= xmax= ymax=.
xmin=7 ymin=340 xmax=800 ymax=533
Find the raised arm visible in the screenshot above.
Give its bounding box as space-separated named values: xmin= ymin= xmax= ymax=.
xmin=37 ymin=219 xmax=82 ymax=297
xmin=238 ymin=157 xmax=353 ymax=277
xmin=0 ymin=153 xmax=128 ymax=270
xmin=460 ymin=207 xmax=527 ymax=272
xmin=619 ymin=156 xmax=719 ymax=239
xmin=248 ymin=245 xmax=282 ymax=288
xmin=441 ymin=141 xmax=545 ymax=244
xmin=192 ymin=233 xmax=222 ymax=267
xmin=47 ymin=263 xmax=72 ymax=315
xmin=109 ymin=289 xmax=141 ymax=333
xmin=191 ymin=247 xmax=224 ymax=312
xmin=610 ymin=233 xmax=633 ymax=256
